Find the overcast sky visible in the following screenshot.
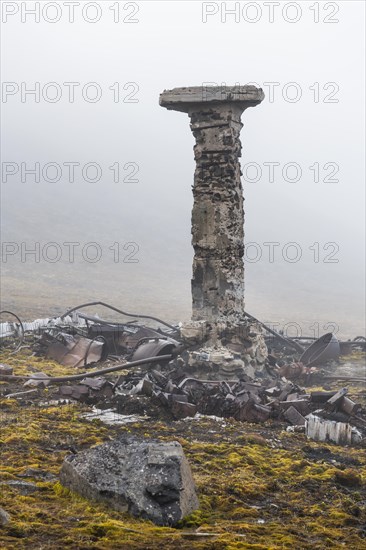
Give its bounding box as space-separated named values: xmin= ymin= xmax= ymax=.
xmin=1 ymin=1 xmax=365 ymax=337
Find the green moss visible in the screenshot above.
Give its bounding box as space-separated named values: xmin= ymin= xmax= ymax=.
xmin=0 ymin=348 xmax=366 ymax=549
xmin=176 ymin=509 xmax=209 ymax=528
xmin=0 ymin=398 xmax=20 ymax=410
xmin=334 ymin=468 xmax=363 ymax=487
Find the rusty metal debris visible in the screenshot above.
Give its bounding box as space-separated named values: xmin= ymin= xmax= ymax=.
xmin=61 ymin=301 xmax=178 ymax=332
xmin=1 ymin=307 xmax=363 ymax=376
xmin=59 ymin=376 xmax=114 ymax=401
xmin=44 ymin=332 xmax=107 ymax=368
xmin=1 ymin=303 xmax=180 ymax=368
xmin=1 ymin=305 xmax=365 ymax=445
xmin=0 ymin=306 xmax=363 ymax=387
xmin=19 ymin=365 xmax=360 ymax=442
xmin=131 ymin=338 xmax=180 ymax=362
xmin=300 ymin=332 xmax=340 ymax=366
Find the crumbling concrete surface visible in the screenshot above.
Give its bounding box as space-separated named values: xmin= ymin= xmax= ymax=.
xmin=189 ymin=103 xmax=249 ymax=323
xmin=160 ymin=86 xmax=263 ymax=325
xmin=60 ymin=436 xmax=199 ymax=526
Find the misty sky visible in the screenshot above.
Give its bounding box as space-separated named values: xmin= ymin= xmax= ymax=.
xmin=1 ymin=1 xmax=365 ymax=338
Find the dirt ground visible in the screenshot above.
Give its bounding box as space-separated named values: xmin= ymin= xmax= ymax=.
xmin=0 ymin=348 xmax=365 ymax=549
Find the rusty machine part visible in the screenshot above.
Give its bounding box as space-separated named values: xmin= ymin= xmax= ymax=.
xmin=300 ymin=332 xmax=340 ymax=367
xmin=131 ymin=338 xmax=179 ymax=363
xmin=61 ymin=301 xmax=179 ymax=332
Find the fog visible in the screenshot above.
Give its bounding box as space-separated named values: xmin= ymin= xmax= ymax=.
xmin=1 ymin=1 xmax=365 ymax=338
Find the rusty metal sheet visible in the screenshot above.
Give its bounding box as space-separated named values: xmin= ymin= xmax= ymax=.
xmin=46 ymin=334 xmax=104 ymax=368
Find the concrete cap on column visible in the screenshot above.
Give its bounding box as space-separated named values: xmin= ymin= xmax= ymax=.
xmin=159 ymin=85 xmax=265 ymax=113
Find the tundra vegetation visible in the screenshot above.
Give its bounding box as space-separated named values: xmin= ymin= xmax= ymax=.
xmin=0 ymin=348 xmax=365 ymax=549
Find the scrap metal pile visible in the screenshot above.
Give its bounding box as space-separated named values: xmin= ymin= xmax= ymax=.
xmin=99 ymin=368 xmax=365 ymax=443
xmin=1 ymin=303 xmax=365 ymax=446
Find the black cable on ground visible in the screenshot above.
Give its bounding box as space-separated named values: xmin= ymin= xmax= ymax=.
xmin=61 ymin=301 xmax=177 ymax=331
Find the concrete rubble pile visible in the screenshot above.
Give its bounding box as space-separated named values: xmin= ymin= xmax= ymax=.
xmin=1 ymin=308 xmax=365 ymax=447
xmin=56 ymin=369 xmax=365 ymax=442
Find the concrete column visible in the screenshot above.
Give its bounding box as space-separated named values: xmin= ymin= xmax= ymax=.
xmin=160 ymin=86 xmax=264 ymax=324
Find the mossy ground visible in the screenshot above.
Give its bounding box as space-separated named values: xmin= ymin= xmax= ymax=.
xmin=1 ymin=349 xmax=365 ymax=549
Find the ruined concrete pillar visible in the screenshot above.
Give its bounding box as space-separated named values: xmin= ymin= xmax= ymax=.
xmin=160 ymin=86 xmax=264 ymax=324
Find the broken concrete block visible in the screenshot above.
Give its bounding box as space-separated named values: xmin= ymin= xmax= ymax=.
xmin=60 ymin=436 xmax=199 ymax=526
xmin=180 ymin=321 xmax=207 ymax=345
xmin=279 ymin=400 xmax=311 ymax=416
xmin=310 ymin=390 xmax=337 ymax=403
xmin=326 ymin=387 xmax=348 ymax=408
xmin=235 ymin=400 xmax=271 ymax=423
xmin=59 ymin=384 xmax=89 ymax=400
xmin=286 ymin=393 xmax=299 ymax=401
xmin=340 ymin=397 xmax=361 ymax=416
xmin=80 ymin=377 xmax=106 ymax=391
xmin=278 ymin=382 xmax=296 ymax=401
xmin=284 ymin=406 xmax=306 ymax=426
xmin=171 ymin=400 xmax=197 ymax=419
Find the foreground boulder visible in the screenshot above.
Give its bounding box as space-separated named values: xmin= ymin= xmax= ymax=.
xmin=59 ymin=436 xmax=199 ymax=526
